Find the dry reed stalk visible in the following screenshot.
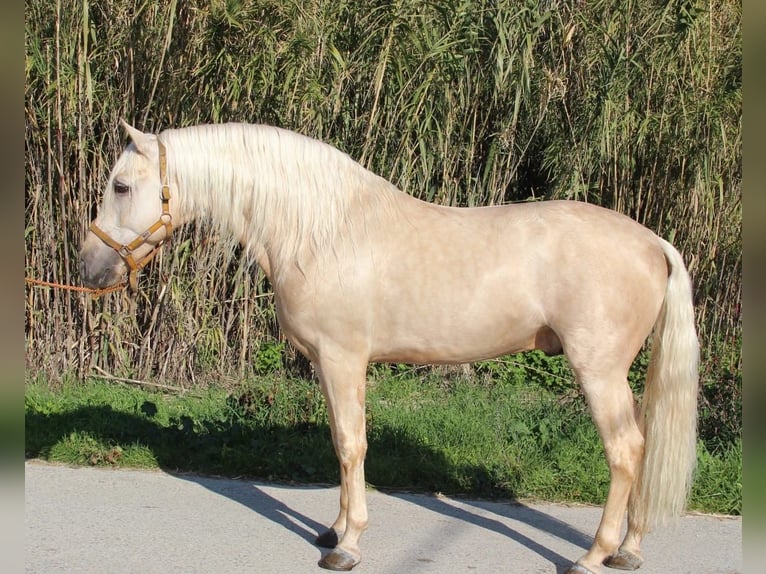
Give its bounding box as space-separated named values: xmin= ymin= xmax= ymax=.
xmin=24 ymin=0 xmax=740 ymax=399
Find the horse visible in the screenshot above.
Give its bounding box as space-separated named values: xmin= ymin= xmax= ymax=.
xmin=79 ymin=121 xmax=699 ymax=574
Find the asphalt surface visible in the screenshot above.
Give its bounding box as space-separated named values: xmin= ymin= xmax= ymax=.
xmin=25 ymin=460 xmax=742 ymax=574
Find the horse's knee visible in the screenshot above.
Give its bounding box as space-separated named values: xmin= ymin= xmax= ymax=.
xmin=333 ymin=428 xmax=368 ymax=465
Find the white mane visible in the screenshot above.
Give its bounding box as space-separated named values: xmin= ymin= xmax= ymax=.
xmin=158 ymin=123 xmax=396 ymax=266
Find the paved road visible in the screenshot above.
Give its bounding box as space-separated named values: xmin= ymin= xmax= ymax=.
xmin=25 ymin=460 xmax=741 ymax=574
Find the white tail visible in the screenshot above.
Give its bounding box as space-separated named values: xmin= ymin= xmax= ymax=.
xmin=630 ymin=237 xmax=700 ymax=533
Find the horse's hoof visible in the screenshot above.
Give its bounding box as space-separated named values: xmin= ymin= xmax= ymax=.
xmin=604 ymin=549 xmax=643 ymax=570
xmin=315 ymin=528 xmax=340 ymax=549
xmin=564 ymin=564 xmax=598 ymax=574
xmin=318 ymin=548 xmax=360 ymax=571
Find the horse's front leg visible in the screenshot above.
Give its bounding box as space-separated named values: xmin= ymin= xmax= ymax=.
xmin=314 ymin=355 xmax=369 ymax=571
xmin=315 ymin=465 xmax=347 ymax=550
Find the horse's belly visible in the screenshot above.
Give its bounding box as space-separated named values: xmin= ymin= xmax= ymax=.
xmin=366 ymin=254 xmax=548 ymax=364
xmin=368 ymin=308 xmax=544 ymax=364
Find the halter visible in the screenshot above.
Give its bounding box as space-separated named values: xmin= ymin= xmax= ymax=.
xmin=89 ymin=139 xmax=173 ymax=293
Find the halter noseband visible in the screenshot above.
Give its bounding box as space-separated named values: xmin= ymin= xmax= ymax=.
xmin=89 ymin=139 xmax=173 ymax=293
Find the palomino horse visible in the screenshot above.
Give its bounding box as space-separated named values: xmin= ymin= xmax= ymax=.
xmin=79 ymin=122 xmax=699 ymax=574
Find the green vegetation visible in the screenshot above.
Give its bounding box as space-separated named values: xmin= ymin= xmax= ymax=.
xmin=25 ymin=372 xmax=740 ymax=515
xmin=26 ymin=343 xmax=742 ymax=515
xmin=25 ymin=0 xmax=740 ymax=512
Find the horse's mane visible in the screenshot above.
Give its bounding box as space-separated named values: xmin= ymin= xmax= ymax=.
xmin=159 ymin=123 xmax=397 ymax=265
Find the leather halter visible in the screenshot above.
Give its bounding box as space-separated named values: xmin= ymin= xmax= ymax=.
xmin=89 ymin=140 xmax=173 ymax=293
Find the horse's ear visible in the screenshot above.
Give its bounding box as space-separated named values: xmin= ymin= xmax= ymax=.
xmin=120 ymin=119 xmax=157 ymax=156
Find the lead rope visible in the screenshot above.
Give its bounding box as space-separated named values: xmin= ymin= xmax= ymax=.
xmin=24 ymin=277 xmax=125 ymax=297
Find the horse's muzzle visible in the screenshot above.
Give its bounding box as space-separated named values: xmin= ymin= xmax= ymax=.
xmin=79 ymin=240 xmax=124 ymax=289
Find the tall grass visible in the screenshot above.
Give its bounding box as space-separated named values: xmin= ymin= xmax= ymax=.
xmin=25 ymin=1 xmax=740 ymax=442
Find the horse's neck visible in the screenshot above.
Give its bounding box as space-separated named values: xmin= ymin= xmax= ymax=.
xmin=172 ymin=132 xmax=374 ymax=280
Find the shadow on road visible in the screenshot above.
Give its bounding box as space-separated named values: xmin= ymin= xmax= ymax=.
xmin=386 ymin=492 xmax=592 ymax=572
xmin=26 ymin=403 xmax=594 ymax=570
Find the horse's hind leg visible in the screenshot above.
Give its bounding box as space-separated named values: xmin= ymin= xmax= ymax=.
xmin=603 ymin=518 xmax=645 ymax=570
xmin=313 ymin=354 xmax=369 ymax=571
xmin=602 ymin=478 xmax=648 ymax=570
xmin=565 ymin=366 xmax=645 ymax=574
xmin=603 ymin=388 xmax=648 ymax=571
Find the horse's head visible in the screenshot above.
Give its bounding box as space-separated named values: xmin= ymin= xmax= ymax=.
xmin=79 ymin=121 xmax=173 ymax=291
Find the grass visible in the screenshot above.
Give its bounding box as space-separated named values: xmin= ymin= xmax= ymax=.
xmin=25 ymin=372 xmax=741 ymax=516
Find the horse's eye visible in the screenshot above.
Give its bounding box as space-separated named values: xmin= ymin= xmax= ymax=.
xmin=113 ymin=181 xmax=130 ymax=195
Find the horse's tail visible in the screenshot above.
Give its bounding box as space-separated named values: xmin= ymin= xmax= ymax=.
xmin=630 ymin=237 xmax=699 ymax=534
